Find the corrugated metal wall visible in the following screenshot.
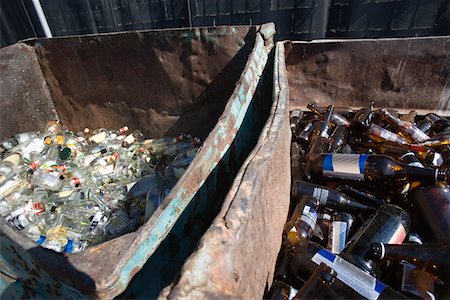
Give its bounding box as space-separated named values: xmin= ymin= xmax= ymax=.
xmin=1 ymin=0 xmax=449 ymax=48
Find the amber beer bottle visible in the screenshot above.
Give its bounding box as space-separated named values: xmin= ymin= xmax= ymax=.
xmin=417 ymin=113 xmax=450 ymax=134
xmin=328 ymin=125 xmax=348 ymax=153
xmin=290 ymin=142 xmax=304 ymax=182
xmin=289 ymin=109 xmax=303 ymax=134
xmin=416 ymin=132 xmax=450 ymax=148
xmin=309 ymin=153 xmax=450 ymax=185
xmin=367 ymin=242 xmax=450 ymax=281
xmin=352 ymin=141 xmax=426 ymax=167
xmin=307 ymin=101 xmax=350 ymax=127
xmin=339 ymin=204 xmax=410 ymax=276
xmin=409 ymin=184 xmax=450 ymax=240
xmin=289 ymin=240 xmax=408 ymax=299
xmin=376 ymin=108 xmax=430 ymax=143
xmin=307 ymin=105 xmax=334 ymax=150
xmin=285 ymin=195 xmax=319 ymax=244
xmin=327 ymin=212 xmax=353 ymax=254
xmin=366 ymin=123 xmax=409 ymax=145
xmin=336 ymin=184 xmax=385 ymax=206
xmin=306 ymin=105 xmax=334 ymax=162
xmin=292 ymin=263 xmax=339 ymax=299
xmin=348 ymin=102 xmax=374 ymax=136
xmin=291 ymin=180 xmax=375 ymax=213
xmin=295 ymin=121 xmax=316 ymax=146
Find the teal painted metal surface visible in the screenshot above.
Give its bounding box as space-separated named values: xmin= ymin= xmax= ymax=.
xmin=0 ymin=24 xmax=275 ymax=299
xmin=161 ymin=38 xmax=291 ymax=299
xmin=119 ymin=31 xmax=276 ymax=298
xmin=0 ymin=222 xmax=87 ymax=299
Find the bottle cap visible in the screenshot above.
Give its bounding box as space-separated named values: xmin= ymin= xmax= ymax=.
xmin=44 ymin=136 xmax=53 ymax=145
xmin=59 ymin=147 xmax=72 ymax=160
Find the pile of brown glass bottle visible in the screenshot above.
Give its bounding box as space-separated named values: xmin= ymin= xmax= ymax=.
xmin=268 ymin=102 xmax=450 ymax=299
xmin=0 ymin=121 xmax=200 ymax=254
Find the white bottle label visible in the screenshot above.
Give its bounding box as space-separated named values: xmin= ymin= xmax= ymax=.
xmin=312 ymin=187 xmax=329 ymax=205
xmin=331 ymin=221 xmax=347 ymax=254
xmin=322 ymin=154 xmax=368 ymax=181
xmin=312 ymin=249 xmax=387 ymax=300
xmin=89 ymin=131 xmax=107 ymax=144
xmin=300 ymin=205 xmax=318 ymax=230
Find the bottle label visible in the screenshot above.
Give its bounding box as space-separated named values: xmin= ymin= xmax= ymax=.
xmin=300 ymin=205 xmax=318 ymax=230
xmin=2 ymin=154 xmax=21 ymax=166
xmin=37 ymin=235 xmax=46 ymax=245
xmin=330 ymin=221 xmax=347 ymax=254
xmin=376 ymin=128 xmax=402 ymax=142
xmin=9 ymin=215 xmax=28 ymax=230
xmin=387 ymin=224 xmax=407 ymax=244
xmin=409 ymin=128 xmax=429 ymax=142
xmin=312 ymin=249 xmax=387 ymax=300
xmin=312 ymin=187 xmax=329 ymax=206
xmin=322 ymin=154 xmax=368 ymax=181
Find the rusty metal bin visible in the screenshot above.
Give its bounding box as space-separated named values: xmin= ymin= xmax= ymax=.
xmin=0 ymin=23 xmax=275 ymax=299
xmin=163 ymin=36 xmax=450 ymax=299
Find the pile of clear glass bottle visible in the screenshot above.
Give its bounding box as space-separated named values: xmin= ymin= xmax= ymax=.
xmin=0 ymin=121 xmax=201 ymax=253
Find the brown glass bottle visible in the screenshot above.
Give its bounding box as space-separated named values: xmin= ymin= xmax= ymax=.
xmin=417 ymin=132 xmax=450 ymax=148
xmin=366 ymin=123 xmax=409 ymax=145
xmin=289 ymin=240 xmax=408 ymax=299
xmin=348 ymin=102 xmax=374 ymax=136
xmin=307 ymin=105 xmax=334 ymax=152
xmin=305 ymin=106 xmax=335 ymax=174
xmin=352 ymin=141 xmax=426 ymax=167
xmin=307 ymin=101 xmax=350 ymax=127
xmin=376 ymin=108 xmax=430 ymax=143
xmin=295 ymin=121 xmax=316 ymax=147
xmin=291 ymin=180 xmax=376 ymax=213
xmin=367 ymin=242 xmax=450 ymax=281
xmin=267 ymin=280 xmax=295 ymax=300
xmin=292 ymin=263 xmax=340 ymax=299
xmin=327 ymin=212 xmax=354 ymax=254
xmin=417 ymin=113 xmax=450 ymax=134
xmin=285 ymin=195 xmax=319 ymax=243
xmin=409 ymin=184 xmax=450 ymax=240
xmin=336 ymin=184 xmax=386 ymax=207
xmin=328 ymin=125 xmax=348 ymax=153
xmin=289 ymin=109 xmax=303 ymax=134
xmin=290 ymin=142 xmax=305 ymax=182
xmin=340 ymin=204 xmax=410 ymax=277
xmin=309 ymin=153 xmax=449 ymax=185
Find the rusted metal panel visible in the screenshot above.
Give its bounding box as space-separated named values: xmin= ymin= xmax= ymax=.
xmin=285 ymin=36 xmax=450 ymax=115
xmin=0 ymin=24 xmax=275 ymax=299
xmin=0 ymin=43 xmax=58 ymax=140
xmin=27 ymin=26 xmax=257 ymax=140
xmin=162 ymin=39 xmax=290 ymax=299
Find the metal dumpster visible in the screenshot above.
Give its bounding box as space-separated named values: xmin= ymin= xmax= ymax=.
xmin=163 ymin=36 xmax=449 ymax=299
xmin=0 ymin=23 xmax=275 ymax=299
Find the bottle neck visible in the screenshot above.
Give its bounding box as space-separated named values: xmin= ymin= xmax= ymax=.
xmin=403 ymin=165 xmax=438 ymax=183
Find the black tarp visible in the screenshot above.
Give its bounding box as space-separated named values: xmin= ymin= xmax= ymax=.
xmin=1 ymin=0 xmax=449 ymax=48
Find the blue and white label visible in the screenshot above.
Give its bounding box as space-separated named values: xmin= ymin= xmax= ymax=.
xmin=312 ymin=248 xmax=387 ymax=300
xmin=300 ymin=205 xmax=318 ymax=230
xmin=312 ymin=187 xmax=329 ymax=206
xmin=323 ymin=154 xmax=368 ymax=181
xmin=331 ymin=221 xmax=347 ymax=254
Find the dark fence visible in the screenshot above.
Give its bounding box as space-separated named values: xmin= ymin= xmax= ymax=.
xmin=1 ymin=0 xmax=449 ymax=47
